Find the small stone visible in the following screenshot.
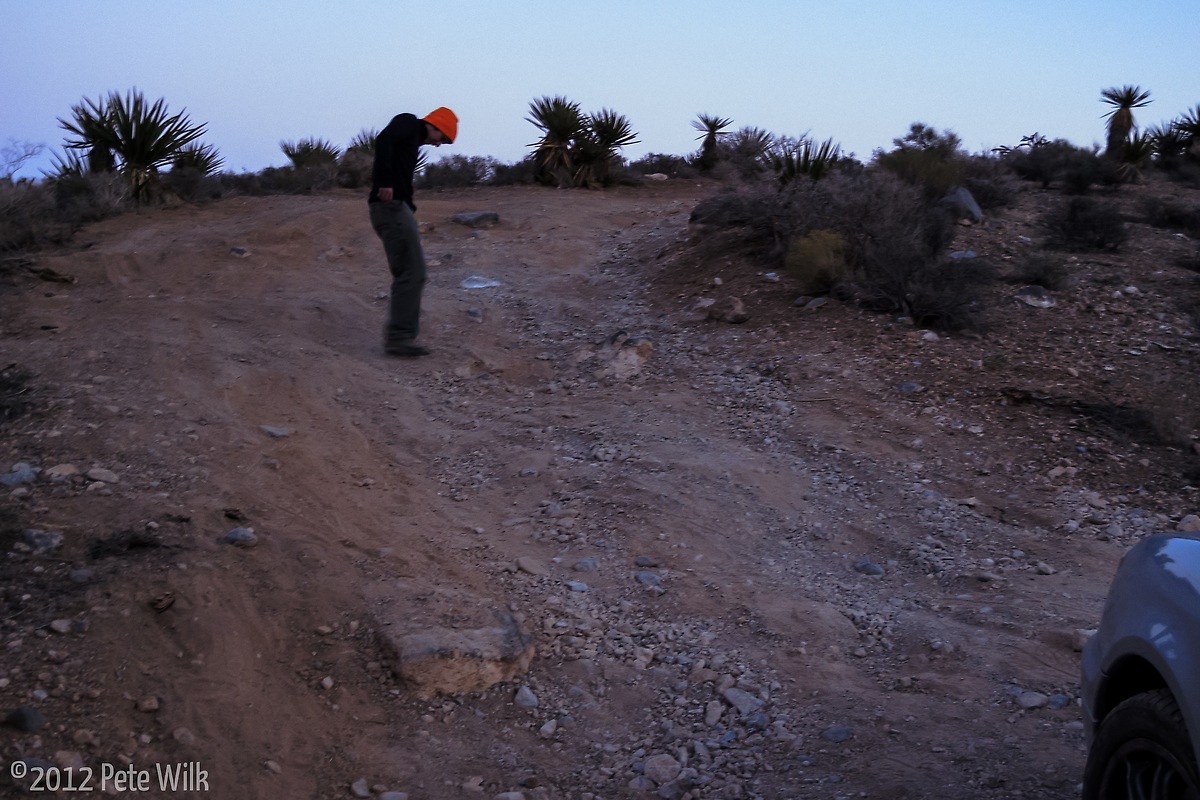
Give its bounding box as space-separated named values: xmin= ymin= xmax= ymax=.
xmin=4 ymin=706 xmax=45 ymax=732
xmin=821 ymin=725 xmax=853 ymax=743
xmin=634 ymin=555 xmax=661 ymax=568
xmin=516 ymin=556 xmax=546 ymax=576
xmin=137 ymin=696 xmax=160 ymax=712
xmin=350 ymin=777 xmax=371 ymax=798
xmin=572 ymin=558 xmax=598 ymax=572
xmin=172 ymin=727 xmax=196 ymax=745
xmin=643 ymin=753 xmax=682 ymax=784
xmin=85 ymin=467 xmax=119 ymax=483
xmin=853 ymin=558 xmax=884 ymax=577
xmin=538 ymin=718 xmax=558 ymax=739
xmin=49 ymin=619 xmax=73 ymax=635
xmin=514 ymin=686 xmax=539 ymax=708
xmin=259 ymin=425 xmax=293 ymax=438
xmin=379 ymin=793 xmax=408 ymax=800
xmin=320 ymin=676 xmax=334 ymax=690
xmin=722 ymin=687 xmax=764 ymax=716
xmin=23 ymin=529 xmax=63 ymax=554
xmin=635 ymin=571 xmax=661 ymax=586
xmin=705 ymin=700 xmax=724 ymax=727
xmin=43 ymin=464 xmax=79 ymax=480
xmin=452 ymin=211 xmax=500 ymax=228
xmin=221 ymin=527 xmax=258 ymax=547
xmin=1035 ymin=562 xmax=1056 ymax=575
xmin=1018 ymin=692 xmax=1048 ymax=710
xmin=264 ymin=760 xmax=282 ymax=774
xmin=1178 ymin=515 xmax=1200 ymax=533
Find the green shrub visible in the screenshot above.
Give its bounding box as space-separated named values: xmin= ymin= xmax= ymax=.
xmin=336 ymin=148 xmax=373 ymax=189
xmin=784 ymin=229 xmax=850 ymax=293
xmin=904 ymin=258 xmax=998 ymax=332
xmin=490 ymin=158 xmax=539 ymax=186
xmin=1044 ymin=196 xmax=1128 ymax=250
xmin=961 ymin=155 xmax=1020 ymax=210
xmin=1005 ymin=139 xmax=1109 ymax=191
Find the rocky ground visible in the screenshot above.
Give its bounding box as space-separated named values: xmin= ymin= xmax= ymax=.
xmin=1 ymin=173 xmax=1198 ymax=799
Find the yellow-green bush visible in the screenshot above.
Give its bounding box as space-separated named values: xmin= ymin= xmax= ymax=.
xmin=784 ymin=229 xmax=850 ymax=294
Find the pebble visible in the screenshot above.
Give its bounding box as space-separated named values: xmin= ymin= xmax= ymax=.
xmin=222 ymin=527 xmax=258 ymax=547
xmin=350 ymin=777 xmax=371 ymax=798
xmin=854 ymin=557 xmax=884 ymax=576
xmin=722 ymin=687 xmax=764 ymax=716
xmin=821 ymin=725 xmax=853 ymax=743
xmin=644 ymin=753 xmax=682 ymax=784
xmin=259 ymin=425 xmax=294 ymax=438
xmin=516 ymin=556 xmax=547 ymax=576
xmin=49 ymin=619 xmax=73 ymax=634
xmin=514 ymin=686 xmax=539 ymax=708
xmin=4 ymin=706 xmax=45 ymax=732
xmin=86 ymin=467 xmax=120 ymax=483
xmin=1018 ymin=692 xmax=1048 ymax=710
xmin=1179 ymin=514 xmax=1200 ymax=533
xmin=0 ymin=462 xmax=39 ymax=486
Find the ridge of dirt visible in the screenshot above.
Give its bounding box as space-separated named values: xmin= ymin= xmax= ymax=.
xmin=1 ymin=176 xmax=1198 ymax=799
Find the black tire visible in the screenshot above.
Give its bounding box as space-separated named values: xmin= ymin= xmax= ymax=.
xmin=1083 ymin=689 xmax=1200 ymax=800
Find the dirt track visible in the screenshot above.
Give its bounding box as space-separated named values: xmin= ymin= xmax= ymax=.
xmin=2 ymin=179 xmax=1197 ymax=798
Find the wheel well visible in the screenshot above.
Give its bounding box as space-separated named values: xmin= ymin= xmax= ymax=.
xmin=1097 ymin=655 xmax=1170 ymax=721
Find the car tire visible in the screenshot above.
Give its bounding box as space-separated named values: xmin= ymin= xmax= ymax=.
xmin=1083 ymin=688 xmax=1200 ymax=800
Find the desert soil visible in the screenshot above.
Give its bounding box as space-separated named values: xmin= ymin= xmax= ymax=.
xmin=1 ymin=175 xmax=1198 ymax=800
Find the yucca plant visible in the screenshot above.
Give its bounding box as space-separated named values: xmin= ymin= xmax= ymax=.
xmin=526 ymin=96 xmax=585 ymax=187
xmin=59 ymin=89 xmax=207 ymax=202
xmin=172 ymin=142 xmax=224 ymax=175
xmin=1175 ymin=105 xmax=1200 ymax=159
xmin=1116 ymin=131 xmax=1155 ymax=181
xmin=692 ymin=113 xmax=733 ymax=171
xmin=1147 ymin=123 xmax=1189 ymax=165
xmin=1101 ymin=85 xmax=1152 ymax=158
xmin=773 ymin=137 xmax=842 ymax=185
xmin=346 ymin=128 xmax=378 ymax=154
xmin=579 ymin=108 xmax=638 ymax=186
xmin=280 ymin=138 xmax=341 ymax=168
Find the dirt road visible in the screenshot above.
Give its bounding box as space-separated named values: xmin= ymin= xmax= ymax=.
xmin=4 ymin=179 xmax=1191 ymax=798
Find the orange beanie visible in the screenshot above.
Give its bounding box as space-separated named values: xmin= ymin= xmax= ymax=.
xmin=422 ymin=107 xmax=458 ymax=143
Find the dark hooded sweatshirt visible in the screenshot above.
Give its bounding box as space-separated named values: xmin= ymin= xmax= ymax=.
xmin=369 ymin=113 xmax=426 ymax=210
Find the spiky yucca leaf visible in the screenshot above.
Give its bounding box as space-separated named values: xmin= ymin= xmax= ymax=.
xmin=347 ymin=129 xmax=378 ymax=154
xmin=280 ymin=138 xmax=341 ymax=168
xmin=172 ymin=143 xmax=224 ymax=175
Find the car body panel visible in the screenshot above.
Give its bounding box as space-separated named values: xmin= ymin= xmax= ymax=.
xmin=1082 ymin=532 xmax=1200 ymax=770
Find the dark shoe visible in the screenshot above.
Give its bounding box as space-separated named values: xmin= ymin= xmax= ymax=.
xmin=384 ymin=339 xmax=430 ymax=357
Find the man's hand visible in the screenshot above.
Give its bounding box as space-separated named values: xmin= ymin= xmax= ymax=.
xmin=377 ymin=187 xmax=394 ymax=202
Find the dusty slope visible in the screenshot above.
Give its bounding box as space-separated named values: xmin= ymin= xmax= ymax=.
xmin=1 ymin=178 xmax=1198 ymax=799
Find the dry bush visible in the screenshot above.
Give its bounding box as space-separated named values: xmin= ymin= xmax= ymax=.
xmin=1007 ymin=252 xmax=1072 ymax=290
xmin=1043 ymin=196 xmax=1129 ymax=250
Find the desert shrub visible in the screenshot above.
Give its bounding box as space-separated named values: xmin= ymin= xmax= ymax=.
xmin=418 ymin=155 xmax=497 ymax=189
xmin=629 ymin=152 xmax=696 ymax=178
xmin=0 ymin=364 xmax=33 ymax=422
xmin=1005 ymin=139 xmax=1111 ymax=192
xmin=961 ymin=155 xmax=1020 ymax=210
xmin=692 ymin=168 xmax=979 ymax=329
xmin=873 ymin=123 xmax=966 ymax=198
xmin=904 ymin=258 xmax=998 ymax=332
xmin=1142 ymin=196 xmax=1200 ymax=236
xmin=336 ymin=148 xmax=374 ymax=189
xmin=221 ymin=165 xmax=334 ymax=196
xmin=490 ymin=158 xmax=539 ymax=186
xmin=160 ymin=168 xmax=224 ymax=202
xmin=784 ymin=229 xmax=850 ymax=293
xmin=1007 ymin=252 xmax=1072 ymax=290
xmin=1044 ymin=196 xmax=1128 ymax=250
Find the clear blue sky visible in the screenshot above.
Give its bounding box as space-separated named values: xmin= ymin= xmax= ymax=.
xmin=3 ymin=0 xmax=1197 ymax=179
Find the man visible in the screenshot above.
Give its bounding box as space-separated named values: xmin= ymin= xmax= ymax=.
xmin=368 ymin=106 xmax=458 ymax=357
